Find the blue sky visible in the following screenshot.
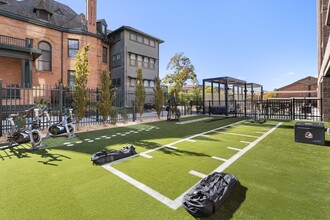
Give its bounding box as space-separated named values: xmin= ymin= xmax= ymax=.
xmin=57 ymin=0 xmax=317 ymax=91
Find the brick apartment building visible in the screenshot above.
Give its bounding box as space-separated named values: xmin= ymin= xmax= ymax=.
xmin=318 ymin=0 xmax=330 ymax=121
xmin=275 ymin=76 xmax=317 ymax=98
xmin=0 ymin=0 xmax=110 ymax=88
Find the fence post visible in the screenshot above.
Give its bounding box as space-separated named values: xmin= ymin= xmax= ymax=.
xmin=132 ymin=101 xmax=136 ymax=122
xmin=59 ymin=83 xmax=63 ymax=122
xmin=0 ymin=80 xmax=2 ymax=137
xmin=96 ymin=87 xmax=99 ymax=122
xmin=320 ymin=98 xmax=323 ymax=121
xmin=292 ymin=98 xmax=295 ymax=120
xmin=190 ymin=100 xmax=193 ymax=115
xmin=208 ymin=100 xmax=211 ymax=116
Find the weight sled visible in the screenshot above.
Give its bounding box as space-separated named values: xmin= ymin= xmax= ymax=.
xmin=182 ymin=172 xmax=237 ymax=218
xmin=91 ymin=145 xmax=137 ymax=165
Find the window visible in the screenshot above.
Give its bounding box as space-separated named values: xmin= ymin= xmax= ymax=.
xmin=129 ymin=78 xmax=136 ymax=87
xmin=150 ymin=40 xmax=155 ymax=47
xmin=149 ymin=58 xmax=155 ymax=69
xmin=116 ymin=54 xmax=121 ymax=61
xmin=35 ymin=9 xmax=50 ymax=21
xmin=102 ymin=47 xmax=108 ymax=63
xmin=68 ymin=70 xmax=76 ymax=88
xmin=143 ymin=57 xmax=149 ymax=68
xmin=130 ymin=54 xmax=136 ymax=66
xmin=68 ymin=39 xmax=79 ymax=58
xmin=137 ymin=35 xmax=143 ymax=43
xmin=115 ymin=78 xmax=121 ymax=87
xmin=38 ymin=41 xmax=52 ymax=71
xmin=102 ymin=24 xmax=106 ymax=34
xmin=143 ymin=38 xmax=149 ymax=45
xmin=144 ymin=80 xmax=149 ymax=87
xmin=130 ymin=33 xmax=137 ymax=41
xmin=150 ymin=81 xmax=155 ymax=87
xmin=5 ymin=84 xmax=20 ymax=99
xmin=137 ymin=55 xmax=143 ymax=67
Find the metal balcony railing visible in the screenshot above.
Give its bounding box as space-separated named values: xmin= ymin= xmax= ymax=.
xmin=0 ymin=34 xmax=33 ymax=48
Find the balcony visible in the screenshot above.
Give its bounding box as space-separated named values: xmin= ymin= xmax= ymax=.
xmin=0 ymin=34 xmax=41 ymax=60
xmin=0 ymin=35 xmax=33 ymax=48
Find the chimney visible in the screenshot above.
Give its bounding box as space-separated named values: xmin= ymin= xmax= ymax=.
xmin=86 ymin=0 xmax=97 ymax=34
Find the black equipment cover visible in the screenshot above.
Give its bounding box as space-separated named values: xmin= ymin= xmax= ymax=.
xmin=91 ymin=145 xmax=137 ymax=165
xmin=182 ymin=172 xmax=237 ymax=218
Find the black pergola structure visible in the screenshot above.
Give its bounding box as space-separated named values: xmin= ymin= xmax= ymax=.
xmin=202 ymin=76 xmax=263 ymax=117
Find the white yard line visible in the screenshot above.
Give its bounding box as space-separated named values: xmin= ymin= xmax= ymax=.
xmin=240 ymin=141 xmax=252 ymax=144
xmin=186 ymin=140 xmax=196 ymax=142
xmin=139 ymin=120 xmax=245 ymax=159
xmin=102 ymin=120 xmax=282 ymax=210
xmin=227 ymin=147 xmax=242 ymax=151
xmin=172 ymin=122 xmax=283 ymax=209
xmin=255 ymin=132 xmax=264 ymax=134
xmin=175 ymin=117 xmax=212 ymax=125
xmin=211 ymin=156 xmax=228 ymax=162
xmin=217 ymin=132 xmax=259 ymax=138
xmin=189 ymin=170 xmax=207 ymax=178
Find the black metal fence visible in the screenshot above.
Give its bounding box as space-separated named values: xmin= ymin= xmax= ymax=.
xmin=205 ymin=98 xmax=322 ymax=121
xmin=0 ymin=83 xmax=196 ymax=135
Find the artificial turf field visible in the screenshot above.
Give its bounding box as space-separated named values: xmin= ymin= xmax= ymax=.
xmin=0 ymin=115 xmax=329 ymax=219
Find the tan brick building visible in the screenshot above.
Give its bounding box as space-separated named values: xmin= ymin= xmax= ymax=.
xmin=318 ymin=0 xmax=330 ymax=121
xmin=275 ymin=76 xmax=317 ymax=98
xmin=0 ymin=0 xmax=110 ymax=88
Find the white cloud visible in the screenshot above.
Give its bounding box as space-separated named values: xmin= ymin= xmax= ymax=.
xmin=282 ymin=72 xmax=296 ymax=76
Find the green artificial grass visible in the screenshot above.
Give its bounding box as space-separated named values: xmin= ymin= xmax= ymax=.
xmin=0 ymin=116 xmax=329 ymax=219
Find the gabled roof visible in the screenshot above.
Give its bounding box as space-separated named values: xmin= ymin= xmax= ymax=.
xmin=277 ymin=76 xmax=317 ymax=91
xmin=0 ymin=0 xmax=87 ymax=30
xmin=109 ymin=25 xmax=164 ymax=43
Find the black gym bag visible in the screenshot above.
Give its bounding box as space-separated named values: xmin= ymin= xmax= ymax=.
xmin=91 ymin=145 xmax=137 ymax=165
xmin=182 ymin=172 xmax=237 ymax=218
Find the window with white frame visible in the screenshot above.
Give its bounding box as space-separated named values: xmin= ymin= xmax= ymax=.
xmin=137 ymin=55 xmax=143 ymax=67
xmin=149 ymin=80 xmax=155 ymax=87
xmin=130 ymin=54 xmax=136 ymax=66
xmin=149 ymin=58 xmax=155 ymax=69
xmin=144 ymin=80 xmax=149 ymax=87
xmin=137 ymin=35 xmax=143 ymax=43
xmin=143 ymin=57 xmax=149 ymax=68
xmin=130 ymin=33 xmax=137 ymax=41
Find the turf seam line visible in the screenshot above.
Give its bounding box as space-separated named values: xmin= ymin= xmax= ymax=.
xmin=217 ymin=132 xmax=259 ymax=138
xmin=139 ymin=120 xmax=245 ymax=159
xmin=172 ymin=122 xmax=283 ymax=209
xmin=189 ymin=170 xmax=207 ymax=178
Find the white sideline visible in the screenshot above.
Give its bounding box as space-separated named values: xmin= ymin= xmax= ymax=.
xmin=102 ymin=165 xmax=178 ymax=209
xmin=189 ymin=170 xmax=207 ymax=178
xmin=217 ymin=132 xmax=259 ymax=138
xmin=240 ymin=141 xmax=252 ymax=144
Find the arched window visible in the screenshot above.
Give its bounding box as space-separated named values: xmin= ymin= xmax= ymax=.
xmin=38 ymin=41 xmax=52 ymax=71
